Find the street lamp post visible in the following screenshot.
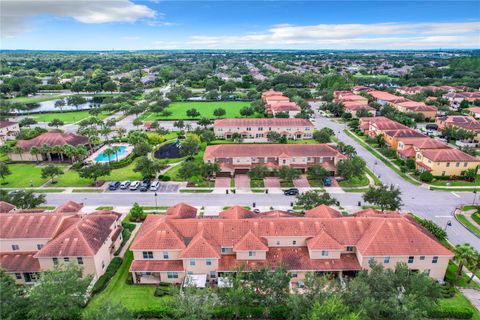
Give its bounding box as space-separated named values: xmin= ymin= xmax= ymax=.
xmin=444 ymin=220 xmax=452 ymax=231
xmin=473 ymin=190 xmax=477 ymax=205
xmin=154 ymin=192 xmax=158 ymax=208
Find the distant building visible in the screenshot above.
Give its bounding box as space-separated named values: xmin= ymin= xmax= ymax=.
xmin=467 ymin=107 xmax=480 ymax=119
xmin=213 ymin=118 xmax=314 ymax=142
xmin=0 ymin=120 xmax=20 ymax=145
xmin=392 ymin=101 xmax=437 ymax=120
xmin=262 ymin=91 xmax=301 ymax=118
xmin=415 ymin=148 xmax=479 ymax=177
xmin=204 ymin=144 xmax=346 ymax=176
xmin=436 ymin=115 xmax=480 ymax=145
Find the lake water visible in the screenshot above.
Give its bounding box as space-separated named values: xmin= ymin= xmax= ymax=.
xmin=17 ymin=97 xmax=103 ymax=114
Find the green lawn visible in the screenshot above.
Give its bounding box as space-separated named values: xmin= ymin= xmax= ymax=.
xmin=338 ymin=175 xmax=370 ymax=188
xmin=141 ymin=101 xmax=256 ymax=121
xmin=445 ymin=261 xmax=480 ymax=289
xmin=430 ymin=175 xmax=480 ymax=187
xmin=307 ymin=179 xmax=325 ymax=188
xmin=84 ymin=251 xmax=173 ymax=315
xmin=434 ymin=291 xmax=480 ymax=320
xmin=31 ymin=111 xmax=109 ymax=124
xmin=8 ymin=94 xmax=64 ymax=104
xmin=1 ymin=163 xmax=51 ymax=187
xmin=55 ymin=160 xmax=142 ymax=187
xmin=250 ymin=179 xmax=265 ymax=188
xmin=456 ymin=214 xmax=480 ymax=237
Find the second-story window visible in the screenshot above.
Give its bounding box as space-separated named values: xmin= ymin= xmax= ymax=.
xmin=408 ymin=256 xmax=414 ymax=264
xmin=163 ymin=251 xmax=169 ymax=259
xmin=143 ymin=251 xmax=153 ymax=259
xmin=248 ymin=251 xmax=256 ymax=257
xmin=77 ymin=257 xmax=83 ymax=265
xmin=53 ymin=257 xmax=58 ymax=265
xmin=292 ymin=240 xmax=297 ymax=245
xmin=206 ymin=259 xmax=212 ymax=266
xmin=321 ymin=250 xmax=329 ymax=256
xmin=11 ymin=244 xmax=19 ymax=251
xmin=37 ymin=244 xmax=44 ymax=250
xmin=346 ymin=246 xmax=354 ymax=252
xmin=190 ymin=259 xmax=196 ymax=266
xmin=384 ymin=256 xmax=390 ymax=263
xmin=432 ymin=256 xmax=438 ymax=264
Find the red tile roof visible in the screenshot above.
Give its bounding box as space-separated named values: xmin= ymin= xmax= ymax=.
xmin=0 ymin=201 xmax=16 ymax=213
xmin=179 ymin=229 xmax=221 ymax=259
xmin=35 ymin=212 xmax=120 ymax=257
xmin=219 ymin=206 xmax=254 ymax=219
xmin=218 ymin=249 xmax=362 ymax=272
xmin=256 ymin=210 xmax=299 ymax=218
xmin=54 ymin=200 xmax=83 ymax=213
xmin=398 ymin=137 xmax=449 ymax=150
xmin=233 ymin=230 xmax=268 ymax=251
xmin=383 ymin=129 xmax=426 ymax=139
xmin=369 ymin=90 xmax=407 ymax=103
xmin=16 ymin=130 xmax=88 ymax=151
xmin=130 ymin=216 xmax=186 ymax=250
xmin=0 ymin=252 xmax=40 ymax=273
xmin=266 ymin=102 xmax=301 ymax=112
xmin=214 ymin=118 xmax=313 ymax=127
xmin=166 ymin=203 xmax=197 ymax=219
xmin=0 ymin=212 xmax=67 ymax=239
xmin=307 ymin=231 xmax=343 ymax=250
xmin=262 ymin=90 xmax=284 ymax=98
xmin=420 ymin=148 xmax=480 ymax=162
xmin=130 ymin=259 xmax=184 ymax=272
xmin=305 ymin=205 xmax=342 ymax=218
xmin=204 ymin=144 xmax=345 ymax=159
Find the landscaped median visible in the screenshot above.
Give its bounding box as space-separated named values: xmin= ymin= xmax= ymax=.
xmin=455 ymin=205 xmax=480 ymax=238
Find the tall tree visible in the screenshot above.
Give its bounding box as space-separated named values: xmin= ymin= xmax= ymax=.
xmin=453 ymin=243 xmax=476 ymax=278
xmin=41 ymin=164 xmax=64 ymax=184
xmin=362 ymin=184 xmax=403 ymax=211
xmin=296 ymin=190 xmax=337 ymax=209
xmin=134 ymin=156 xmax=164 ymax=179
xmin=0 ymin=161 xmax=11 ymax=184
xmin=0 ymin=270 xmax=29 ymax=320
xmin=79 ymin=163 xmax=111 ymax=183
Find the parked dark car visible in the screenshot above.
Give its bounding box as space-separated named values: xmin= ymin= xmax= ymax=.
xmin=425 ymin=123 xmax=438 ymax=130
xmin=284 ymin=188 xmax=299 ymax=196
xmin=108 ymin=181 xmax=120 ymax=190
xmin=139 ymin=180 xmax=151 ymax=192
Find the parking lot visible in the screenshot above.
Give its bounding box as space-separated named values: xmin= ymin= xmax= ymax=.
xmin=106 ymin=182 xmax=180 ymax=193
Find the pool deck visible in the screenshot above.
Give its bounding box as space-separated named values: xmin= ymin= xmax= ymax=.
xmin=85 ymin=143 xmax=133 ymax=163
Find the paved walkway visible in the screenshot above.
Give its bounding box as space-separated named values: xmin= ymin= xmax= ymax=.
xmin=215 ymin=177 xmax=231 ymax=188
xmin=235 ymin=174 xmax=250 ymax=191
xmin=460 ymin=288 xmax=480 ymax=311
xmin=264 ymin=177 xmax=281 ymax=188
xmin=293 ymin=174 xmax=310 ymax=188
xmin=118 ymin=223 xmax=141 ymax=258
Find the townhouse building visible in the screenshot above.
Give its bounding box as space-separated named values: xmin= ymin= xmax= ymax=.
xmin=415 ymin=148 xmax=479 ymax=177
xmin=396 ymin=137 xmax=450 ymax=161
xmin=213 ymin=118 xmax=314 ymax=142
xmin=392 ymin=101 xmax=437 ymax=120
xmin=129 ymin=203 xmax=453 ymax=287
xmin=261 ymin=90 xmax=301 ymax=118
xmin=0 ymin=201 xmax=122 ymax=284
xmin=334 ymin=91 xmax=375 ymax=118
xmin=436 ymin=115 xmax=480 ymax=145
xmin=382 ymin=129 xmax=426 ymax=150
xmin=204 ymin=144 xmax=346 ymax=176
xmin=443 ymin=92 xmax=480 ymax=108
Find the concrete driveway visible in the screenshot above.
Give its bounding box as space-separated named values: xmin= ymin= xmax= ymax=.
xmin=264 ymin=177 xmax=281 ymax=188
xmin=293 ymin=174 xmax=310 ymax=188
xmin=235 ymin=174 xmax=251 ymax=190
xmin=215 ymin=177 xmax=231 ymax=188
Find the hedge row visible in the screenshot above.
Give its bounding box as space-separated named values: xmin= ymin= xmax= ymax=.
xmin=91 ymin=257 xmax=123 ymax=295
xmin=427 ymin=306 xmax=474 ymax=319
xmin=114 ymin=222 xmax=135 ymax=256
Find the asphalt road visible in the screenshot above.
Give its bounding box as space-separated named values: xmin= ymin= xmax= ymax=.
xmin=44 ymin=110 xmax=480 ymax=249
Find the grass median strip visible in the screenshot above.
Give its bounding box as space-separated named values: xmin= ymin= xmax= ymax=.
xmin=31 ymin=189 xmax=66 ymax=193
xmin=179 ymin=189 xmax=213 ymax=193
xmin=344 ymin=130 xmax=421 ymax=186
xmin=431 ymin=187 xmax=480 ymax=192
xmin=72 ymin=188 xmax=103 ymax=193
xmin=456 ymin=214 xmax=480 ymax=237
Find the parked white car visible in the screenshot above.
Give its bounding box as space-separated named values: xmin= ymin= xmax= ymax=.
xmin=149 ymin=180 xmax=160 ymax=191
xmin=129 ymin=181 xmax=140 ymax=190
xmin=120 ymin=181 xmax=131 ymax=189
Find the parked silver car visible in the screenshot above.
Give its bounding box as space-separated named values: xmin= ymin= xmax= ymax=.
xmin=129 ymin=181 xmax=140 ymax=190
xmin=149 ymin=180 xmax=160 ymax=191
xmin=120 ymin=181 xmax=131 ymax=189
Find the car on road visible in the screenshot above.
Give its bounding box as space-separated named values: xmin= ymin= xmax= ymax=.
xmin=120 ymin=181 xmax=131 ymax=189
xmin=149 ymin=180 xmax=160 ymax=191
xmin=129 ymin=181 xmax=140 ymax=190
xmin=108 ymin=181 xmax=120 ymax=190
xmin=139 ymin=180 xmax=151 ymax=192
xmin=284 ymin=188 xmax=299 ymax=196
xmin=253 ymin=208 xmax=260 ymax=214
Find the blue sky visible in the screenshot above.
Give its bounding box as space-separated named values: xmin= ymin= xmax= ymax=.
xmin=1 ymin=1 xmax=479 ymax=50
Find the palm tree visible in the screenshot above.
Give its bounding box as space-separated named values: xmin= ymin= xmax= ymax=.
xmin=467 ymin=251 xmax=480 ymax=284
xmin=52 ymin=145 xmax=64 ymax=162
xmin=102 ymin=147 xmax=115 ymax=164
xmin=75 ymin=145 xmax=88 ymax=162
xmin=344 ymin=145 xmax=357 ymax=157
xmin=454 ymin=243 xmax=476 ymax=278
xmin=116 ymin=127 xmax=126 ymax=140
xmin=30 ymin=146 xmax=40 ymax=162
xmin=40 ymin=144 xmax=52 ymax=162
xmin=62 ymin=144 xmax=76 ymax=163
xmin=111 ymin=145 xmax=121 ymax=162
xmin=88 ymin=134 xmax=100 ymax=150
xmin=12 ymin=146 xmax=24 ymax=161
xmin=101 ymin=126 xmax=111 ymax=145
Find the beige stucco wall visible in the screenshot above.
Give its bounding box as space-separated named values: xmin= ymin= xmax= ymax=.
xmin=132 ymin=249 xmax=182 ymax=261
xmin=0 ymin=238 xmax=50 ymax=252
xmin=38 ymin=256 xmax=97 ymax=277
xmin=214 ymin=125 xmax=313 ymax=141
xmin=264 ymin=236 xmax=308 ymax=247
xmin=416 ymin=152 xmax=479 ymax=176
xmin=236 ymin=250 xmax=267 ymax=260
xmin=308 ymin=249 xmax=341 ymax=259
xmin=182 ymin=258 xmax=219 ymax=275
xmin=7 ymin=152 xmax=41 ymax=162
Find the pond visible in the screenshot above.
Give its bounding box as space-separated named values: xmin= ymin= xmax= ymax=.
xmin=154 ymin=142 xmax=182 ymax=159
xmin=17 ymin=96 xmax=104 ymax=114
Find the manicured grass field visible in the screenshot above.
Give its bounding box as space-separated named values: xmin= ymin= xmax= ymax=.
xmin=338 ymin=175 xmax=370 ymax=188
xmin=1 ymin=163 xmax=50 ymax=187
xmin=84 ymin=251 xmax=172 ymax=315
xmin=55 ymin=160 xmax=142 ymax=187
xmin=430 ymin=175 xmax=480 ymax=187
xmin=31 ymin=111 xmax=109 ymax=124
xmin=456 ymin=214 xmax=480 ymax=237
xmin=141 ymin=101 xmax=255 ymax=121
xmin=435 ymin=291 xmax=480 ymax=320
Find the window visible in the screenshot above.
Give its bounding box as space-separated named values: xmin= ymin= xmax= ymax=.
xmin=221 ymin=247 xmax=232 ymax=254
xmin=210 ymin=271 xmax=216 ymax=279
xmin=464 ymin=162 xmax=468 ymax=167
xmin=424 ymin=269 xmax=431 ymax=276
xmin=190 ymin=259 xmax=196 ymax=266
xmin=292 ymin=240 xmax=297 ymax=245
xmin=187 ymin=271 xmax=193 ymax=275
xmin=432 ymin=256 xmax=438 ymax=264
xmin=64 ymin=257 xmax=70 ymax=263
xmin=11 ymin=244 xmax=19 ymax=251
xmin=384 ymin=256 xmax=390 ymax=264
xmin=276 ymin=241 xmax=281 ymax=245
xmin=346 ymin=246 xmax=354 ymax=252
xmin=143 ymin=251 xmax=154 ymax=259
xmin=167 ymin=272 xmax=179 ymax=279
xmin=77 ymin=257 xmax=83 ymax=265
xmin=248 ymin=251 xmax=256 ymax=257
xmin=446 ymin=162 xmax=450 ymax=167
xmin=206 ymin=259 xmax=212 ymax=266
xmin=456 ymin=162 xmax=460 ymax=167
xmin=408 ymin=256 xmax=414 ymax=264
xmin=420 ymin=256 xmax=425 ymax=261
xmin=321 ymin=250 xmax=329 ymax=256
xmin=368 ymin=257 xmax=375 ymax=264
xmin=163 ymin=251 xmax=169 ymax=259
xmin=53 ymin=257 xmax=58 ymax=265
xmin=292 ymin=273 xmax=298 ymax=278
xmin=15 ymin=273 xmax=22 ymax=280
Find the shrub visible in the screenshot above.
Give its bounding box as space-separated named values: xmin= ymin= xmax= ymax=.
xmin=126 ymin=272 xmax=133 ymax=285
xmin=161 ymin=175 xmax=171 ymax=181
xmin=420 ymin=171 xmax=434 ymax=183
xmin=91 ymin=257 xmax=123 ymax=295
xmin=440 ymin=284 xmax=455 ymax=298
xmin=471 ymin=212 xmax=480 ymax=225
xmin=154 ymin=283 xmax=173 ymax=297
xmin=400 ymin=166 xmax=408 ymax=173
xmin=427 ymin=306 xmax=474 ymax=319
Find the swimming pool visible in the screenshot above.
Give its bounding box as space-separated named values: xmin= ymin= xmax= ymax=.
xmin=95 ymin=146 xmax=127 ymax=162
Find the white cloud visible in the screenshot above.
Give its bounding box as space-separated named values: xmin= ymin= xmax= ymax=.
xmin=183 ymin=21 xmax=480 ymax=49
xmin=1 ymin=0 xmax=156 ymax=37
